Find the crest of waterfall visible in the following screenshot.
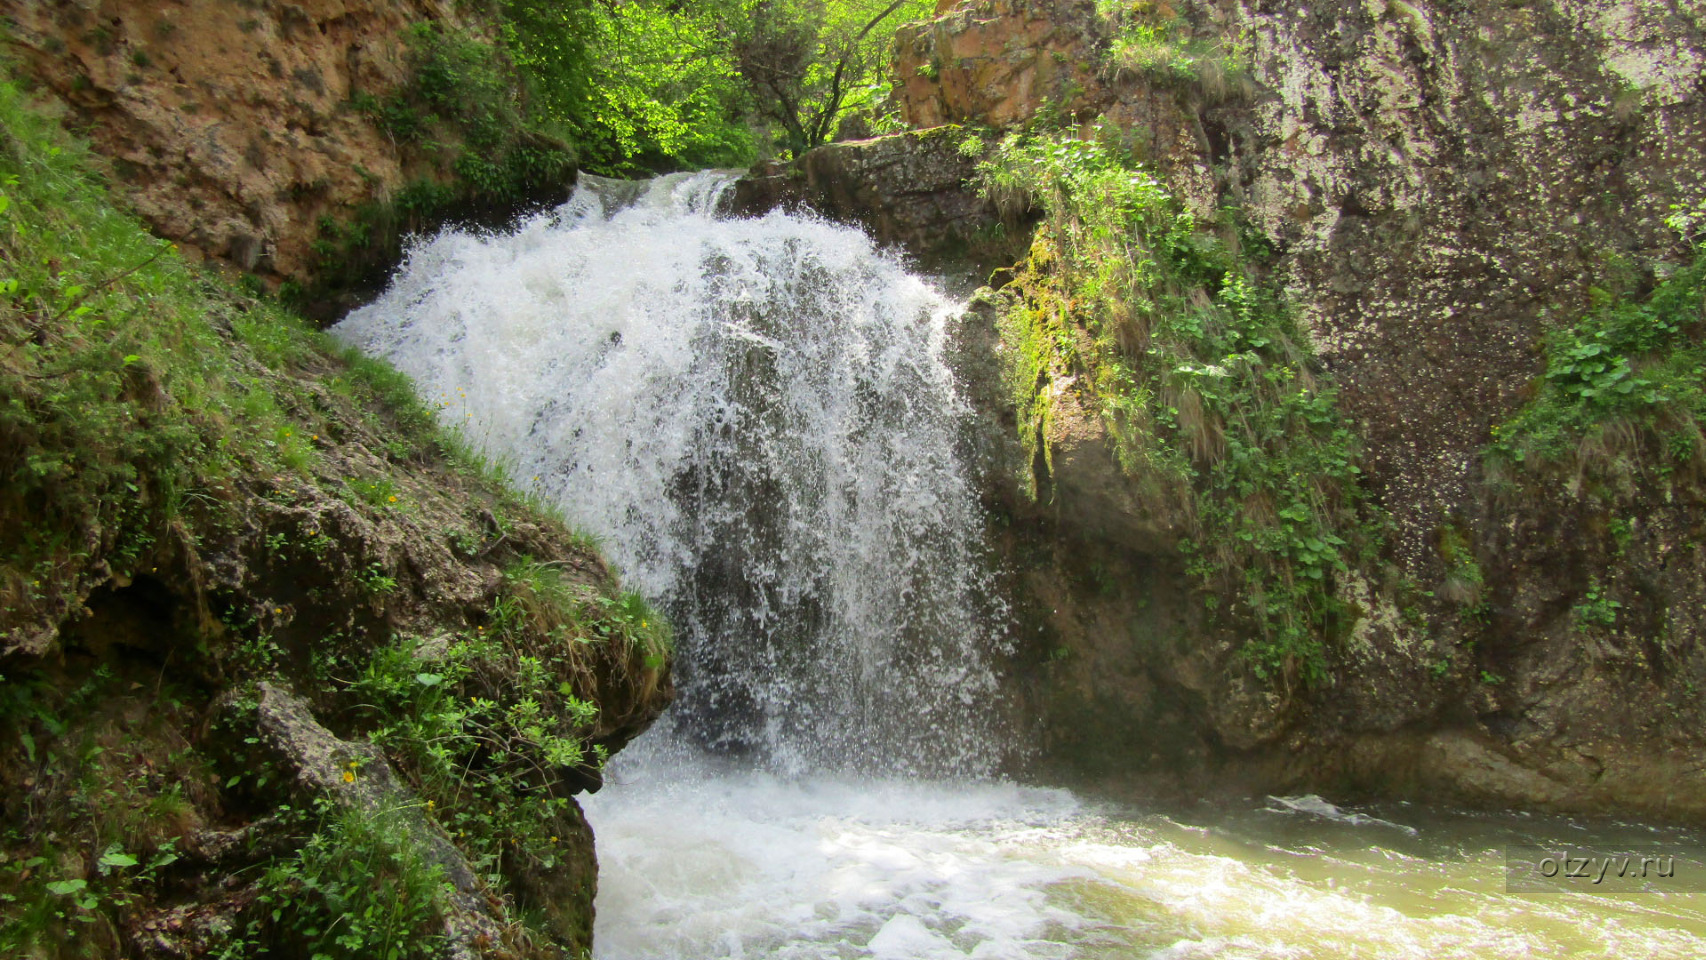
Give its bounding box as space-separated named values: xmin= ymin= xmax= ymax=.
xmin=333 ymin=170 xmax=1005 ymax=776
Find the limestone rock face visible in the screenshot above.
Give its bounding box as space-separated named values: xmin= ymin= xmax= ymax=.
xmin=895 ymin=0 xmax=1111 ymax=129
xmin=902 ymin=0 xmax=1706 ymax=566
xmin=0 ymin=0 xmax=472 ymax=283
xmin=889 ymin=0 xmax=1706 ymax=819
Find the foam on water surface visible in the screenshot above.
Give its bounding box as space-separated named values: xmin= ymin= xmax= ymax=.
xmin=586 ymin=759 xmax=1706 ymax=960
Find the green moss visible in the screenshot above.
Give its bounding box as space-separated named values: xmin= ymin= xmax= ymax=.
xmin=979 ymin=127 xmax=1377 ymax=685
xmin=1436 ymin=522 xmax=1487 ymax=622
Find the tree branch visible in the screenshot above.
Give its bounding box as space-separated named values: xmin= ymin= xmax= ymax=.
xmin=808 ymin=0 xmax=910 ymax=148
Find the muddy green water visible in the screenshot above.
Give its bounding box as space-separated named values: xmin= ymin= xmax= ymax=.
xmin=586 ymin=752 xmax=1706 ymax=959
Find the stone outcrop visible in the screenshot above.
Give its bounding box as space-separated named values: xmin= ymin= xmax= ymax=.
xmin=888 ymin=0 xmax=1706 ymax=820
xmin=0 ymin=0 xmax=477 ymax=283
xmin=895 ymin=0 xmax=1111 ymax=129
xmin=732 ymin=125 xmax=1010 ymax=266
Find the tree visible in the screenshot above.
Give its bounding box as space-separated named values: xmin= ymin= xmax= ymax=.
xmin=492 ymin=0 xmax=931 ymax=171
xmin=502 ymin=0 xmax=754 ymax=173
xmin=730 ymin=0 xmax=933 ymax=157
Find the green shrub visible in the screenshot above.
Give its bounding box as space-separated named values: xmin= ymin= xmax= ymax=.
xmin=979 ymin=127 xmax=1374 ymax=684
xmin=251 ymin=805 xmax=450 ymax=960
xmin=1486 ymin=246 xmax=1704 ymax=485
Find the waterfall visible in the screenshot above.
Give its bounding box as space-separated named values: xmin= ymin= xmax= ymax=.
xmin=332 ymin=171 xmax=1005 ymax=777
xmin=331 ymin=173 xmax=1706 ymax=960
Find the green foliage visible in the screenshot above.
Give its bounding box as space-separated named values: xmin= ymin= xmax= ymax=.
xmin=0 ymin=75 xmax=325 ymax=645
xmin=1573 ymin=580 xmax=1623 ymax=630
xmin=319 ymin=2 xmax=775 ymax=292
xmin=0 ymin=666 xmax=202 ymax=957
xmin=979 ymin=128 xmax=1374 ymax=685
xmin=249 ymin=804 xmax=449 ymax=960
xmin=356 ymin=563 xmax=400 ymax=598
xmin=341 ymin=558 xmax=667 ymax=911
xmin=347 ymin=475 xmax=402 ymax=509
xmin=1608 ymin=515 xmax=1633 ymax=551
xmin=358 ymin=21 xmax=575 ymax=198
xmin=1486 ymin=246 xmax=1704 ymax=484
xmin=321 ymin=22 xmax=578 ymax=300
xmin=4 ymin=841 xmax=181 ymax=954
xmin=1667 ymin=197 xmax=1706 ymax=246
xmin=728 ymin=0 xmax=935 ymax=156
xmin=1101 ymin=1 xmax=1253 ymax=101
xmin=502 ymin=0 xmax=755 ymax=173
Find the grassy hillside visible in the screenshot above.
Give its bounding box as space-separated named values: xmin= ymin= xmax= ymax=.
xmin=1 ymin=73 xmax=670 ymax=959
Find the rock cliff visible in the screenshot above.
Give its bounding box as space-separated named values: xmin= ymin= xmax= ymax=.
xmin=0 ymin=0 xmax=486 ymax=284
xmin=8 ymin=0 xmax=1706 ymax=876
xmin=885 ymin=0 xmax=1706 ymax=819
xmin=0 ymin=0 xmax=580 ymax=323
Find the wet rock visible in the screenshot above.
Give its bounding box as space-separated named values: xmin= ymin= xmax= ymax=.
xmin=1420 ymin=731 xmax=1570 ymax=806
xmin=731 ymin=126 xmax=1012 ymax=267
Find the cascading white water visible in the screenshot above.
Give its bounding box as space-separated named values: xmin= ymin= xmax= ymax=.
xmin=334 ymin=174 xmax=1706 ymax=960
xmin=333 ymin=171 xmax=1003 ymax=776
